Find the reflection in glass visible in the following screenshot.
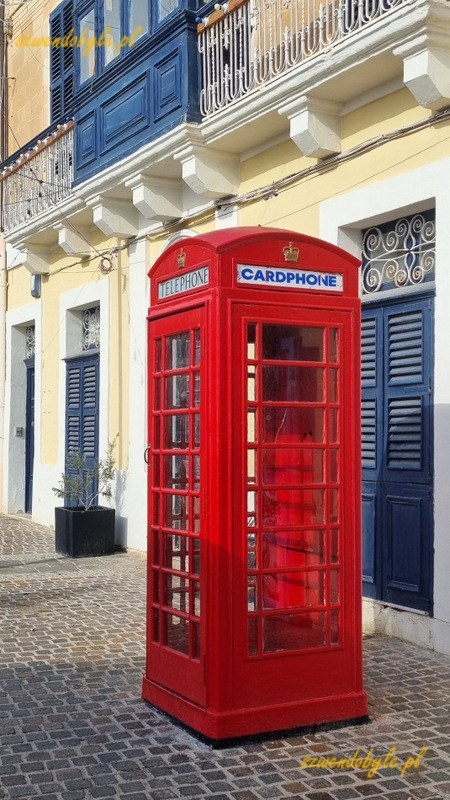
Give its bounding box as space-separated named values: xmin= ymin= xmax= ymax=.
xmin=263 ymin=366 xmax=324 ymax=402
xmin=193 ymin=622 xmax=200 ymax=659
xmin=155 ymin=338 xmax=161 ymax=372
xmin=159 ymin=0 xmax=178 ymax=21
xmin=262 ymin=448 xmax=324 ymax=485
xmin=330 ymin=570 xmax=339 ymax=604
xmin=166 ymin=332 xmax=190 ymax=369
xmin=193 ymin=538 xmax=200 ymax=574
xmin=165 ymin=491 xmax=188 ymax=530
xmin=329 ymin=369 xmax=338 ymax=403
xmin=330 ymin=610 xmax=340 ymax=645
xmin=153 ymin=609 xmax=159 ymax=642
xmin=248 ymin=617 xmax=258 ymax=655
xmin=164 ymin=415 xmax=189 ymax=449
xmin=193 ymin=496 xmax=201 ymax=533
xmin=154 ymin=378 xmax=161 ymax=410
xmin=193 ymin=456 xmax=200 ymax=490
xmin=130 ymin=0 xmax=148 ymax=38
xmin=104 ymin=0 xmax=121 ymax=64
xmin=164 ymin=573 xmax=190 ymax=613
xmin=262 ymin=325 xmax=324 ymax=362
xmin=262 ymin=530 xmax=325 ymax=568
xmin=194 ymin=415 xmax=200 ymax=447
xmin=154 ymin=417 xmax=161 ymax=449
xmin=153 ymin=493 xmax=160 ymax=525
xmin=247 ymin=409 xmax=257 ymax=443
xmin=248 ymin=580 xmax=257 ymax=611
xmin=247 ymin=450 xmax=257 ymax=483
xmin=329 ymin=449 xmax=338 ymax=484
xmin=330 ymin=529 xmax=339 ymax=563
xmin=165 ymin=374 xmax=190 ymax=409
xmin=164 ymin=455 xmax=188 ymax=490
xmin=193 ymin=582 xmax=201 ymax=616
xmin=247 ymin=366 xmax=256 ymax=401
xmin=165 ymin=613 xmax=189 ymax=655
xmin=263 ymin=612 xmax=326 ymax=652
xmin=79 ymin=9 xmax=95 ymax=82
xmin=329 ymin=328 xmax=339 ymax=363
xmin=194 ymin=329 xmax=201 ymax=366
xmin=194 ymin=373 xmax=200 ymax=407
xmin=329 ymin=408 xmax=339 ymax=443
xmin=262 ymin=489 xmax=325 ymax=527
xmin=152 ymin=570 xmax=159 ymax=603
xmin=262 ymin=571 xmax=325 ymax=609
xmin=164 ymin=534 xmax=189 ymax=572
xmin=262 ymin=407 xmax=324 ymax=443
xmin=330 ymin=489 xmax=339 ymax=523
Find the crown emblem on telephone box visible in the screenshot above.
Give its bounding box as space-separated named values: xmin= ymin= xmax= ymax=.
xmin=177 ymin=249 xmax=186 ymax=269
xmin=283 ymin=242 xmax=300 ymax=263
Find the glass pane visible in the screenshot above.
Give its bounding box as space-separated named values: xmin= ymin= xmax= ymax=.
xmin=247 ymin=582 xmax=257 ymax=611
xmin=165 ymin=374 xmax=190 ymax=408
xmin=263 ymin=612 xmax=327 ymax=652
xmin=152 ymin=531 xmax=159 ymax=565
xmin=152 ymin=570 xmax=159 ymax=603
xmin=330 ymin=570 xmax=339 ymax=604
xmin=329 ymin=369 xmax=338 ymax=403
xmin=194 ymin=415 xmax=200 ymax=447
xmin=330 ymin=489 xmax=339 ymax=523
xmin=329 ymin=328 xmax=339 ymax=363
xmin=193 ymin=456 xmax=200 ymax=490
xmin=329 ymin=449 xmax=339 ymax=484
xmin=262 ymin=448 xmax=324 ymax=485
xmin=262 ymin=408 xmax=324 ymax=443
xmin=192 ymin=622 xmax=200 ymax=659
xmin=193 ymin=497 xmax=201 ymax=533
xmin=262 ymin=571 xmax=325 ymax=610
xmin=194 ymin=329 xmax=201 ymax=366
xmin=329 ymin=409 xmax=339 ymax=443
xmin=152 ymin=455 xmax=160 ymax=487
xmin=130 ymin=0 xmax=148 ymax=38
xmin=247 ymin=449 xmax=257 ymax=483
xmin=152 ymin=493 xmax=160 ymax=525
xmin=159 ymin=0 xmax=178 ymax=21
xmin=194 ymin=373 xmax=200 ymax=407
xmin=79 ymin=9 xmax=95 ymax=82
xmin=262 ymin=530 xmax=325 ymax=568
xmin=153 ymin=609 xmax=159 ymax=642
xmin=165 ymin=494 xmax=188 ymax=531
xmin=164 ymin=415 xmax=189 ymax=449
xmin=104 ymin=0 xmax=121 ymax=64
xmin=163 ymin=455 xmax=188 ymax=490
xmin=247 ymin=324 xmax=256 ymax=359
xmin=193 ymin=538 xmax=200 ymax=574
xmin=248 ymin=617 xmax=258 ymax=655
xmin=247 ymin=409 xmax=257 ymax=443
xmin=262 ymin=366 xmax=324 ymax=402
xmin=154 ymin=417 xmax=161 ymax=449
xmin=262 ymin=325 xmax=324 ymax=362
xmin=247 ymin=366 xmax=256 ymax=401
xmin=164 ymin=534 xmax=189 ymax=572
xmin=193 ymin=581 xmax=201 ymax=617
xmin=155 ymin=339 xmax=161 ymax=372
xmin=330 ymin=529 xmax=339 ymax=564
xmin=164 ymin=614 xmax=189 ymax=655
xmin=166 ymin=332 xmax=190 ymax=369
xmin=164 ymin=574 xmax=190 ymax=613
xmin=262 ymin=489 xmax=325 ymax=526
xmin=330 ymin=610 xmax=340 ymax=646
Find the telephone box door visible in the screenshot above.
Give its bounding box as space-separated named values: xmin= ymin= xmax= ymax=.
xmin=232 ymin=305 xmax=361 ymax=710
xmin=146 ymin=307 xmax=206 ymax=707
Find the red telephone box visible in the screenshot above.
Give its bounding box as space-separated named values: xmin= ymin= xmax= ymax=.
xmin=142 ymin=227 xmax=368 ymax=740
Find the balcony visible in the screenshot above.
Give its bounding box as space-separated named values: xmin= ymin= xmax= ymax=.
xmin=198 ymin=0 xmax=408 ymax=117
xmin=197 ymin=0 xmax=450 ymax=156
xmin=0 ymin=122 xmax=74 ymax=233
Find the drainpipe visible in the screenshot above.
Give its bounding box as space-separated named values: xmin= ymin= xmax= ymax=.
xmin=0 ymin=1 xmax=8 ymax=510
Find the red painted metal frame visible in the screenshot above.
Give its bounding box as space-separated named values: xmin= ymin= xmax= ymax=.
xmin=143 ymin=227 xmax=368 ymax=740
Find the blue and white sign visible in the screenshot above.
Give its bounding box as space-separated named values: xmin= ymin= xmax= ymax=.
xmin=237 ymin=265 xmax=343 ymax=292
xmin=158 ymin=266 xmax=209 ymax=300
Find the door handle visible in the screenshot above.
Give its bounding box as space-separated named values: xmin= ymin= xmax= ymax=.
xmin=144 ymin=445 xmax=152 ymax=465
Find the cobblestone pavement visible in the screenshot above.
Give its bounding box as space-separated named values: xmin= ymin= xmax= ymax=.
xmin=1 ymin=514 xmax=449 ymax=800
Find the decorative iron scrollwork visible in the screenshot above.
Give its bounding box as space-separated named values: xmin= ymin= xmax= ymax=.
xmin=362 ymin=212 xmax=435 ymax=294
xmin=26 ymin=326 xmax=35 ymax=359
xmin=82 ymin=306 xmax=100 ymax=351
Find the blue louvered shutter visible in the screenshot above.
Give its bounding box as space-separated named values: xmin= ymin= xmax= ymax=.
xmin=65 ymin=355 xmax=99 ymax=507
xmin=383 ymin=301 xmax=432 ymax=485
xmin=50 ymin=0 xmax=74 ymax=123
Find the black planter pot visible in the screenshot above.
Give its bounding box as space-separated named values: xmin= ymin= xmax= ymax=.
xmin=55 ymin=506 xmax=116 ymax=558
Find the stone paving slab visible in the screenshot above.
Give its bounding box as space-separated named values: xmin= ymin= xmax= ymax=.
xmin=0 ymin=513 xmax=449 ymax=800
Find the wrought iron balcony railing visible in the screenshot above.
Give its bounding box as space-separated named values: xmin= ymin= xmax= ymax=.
xmin=0 ymin=121 xmax=74 ymax=232
xmin=198 ymin=0 xmax=406 ymax=117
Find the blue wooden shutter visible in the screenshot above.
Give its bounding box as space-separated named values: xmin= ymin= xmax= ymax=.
xmin=66 ymin=355 xmax=99 ymax=506
xmin=50 ymin=0 xmax=74 ymax=123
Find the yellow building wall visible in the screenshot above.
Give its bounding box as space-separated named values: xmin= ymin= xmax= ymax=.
xmin=7 ymin=231 xmax=131 ymax=471
xmin=7 ymin=0 xmax=61 ymax=153
xmin=240 ymin=89 xmax=447 ymax=234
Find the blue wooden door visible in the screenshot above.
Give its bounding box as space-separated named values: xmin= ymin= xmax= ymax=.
xmin=362 ymin=296 xmax=434 ymax=612
xmin=25 ymin=360 xmax=35 ymax=513
xmin=65 ymin=354 xmax=99 ymax=507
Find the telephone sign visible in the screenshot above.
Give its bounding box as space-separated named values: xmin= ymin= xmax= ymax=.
xmin=143 ymin=227 xmax=368 ymax=740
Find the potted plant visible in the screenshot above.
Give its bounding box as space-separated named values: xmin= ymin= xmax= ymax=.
xmin=52 ymin=437 xmax=117 ymax=558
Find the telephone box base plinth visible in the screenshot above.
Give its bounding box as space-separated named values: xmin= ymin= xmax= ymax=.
xmin=142 ymin=677 xmax=368 ymax=742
